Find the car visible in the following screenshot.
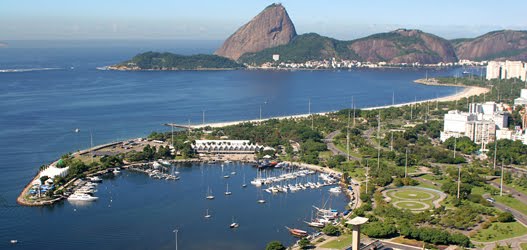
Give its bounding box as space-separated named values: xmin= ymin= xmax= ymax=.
xmin=486 ymin=198 xmax=495 ymax=203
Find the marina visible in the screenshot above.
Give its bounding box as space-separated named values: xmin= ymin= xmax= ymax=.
xmin=0 ymin=43 xmax=469 ymax=249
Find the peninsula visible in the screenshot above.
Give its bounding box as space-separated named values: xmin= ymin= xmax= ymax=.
xmin=108 ymin=4 xmax=527 ymax=71
xmin=108 ymin=52 xmax=244 ymax=71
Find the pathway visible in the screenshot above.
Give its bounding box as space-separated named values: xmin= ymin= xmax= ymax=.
xmin=324 ymin=130 xmax=360 ymax=161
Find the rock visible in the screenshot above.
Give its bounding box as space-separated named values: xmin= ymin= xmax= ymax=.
xmin=454 ymin=30 xmax=527 ymax=61
xmin=214 ymin=3 xmax=297 ymax=61
xmin=349 ymin=29 xmax=457 ymax=64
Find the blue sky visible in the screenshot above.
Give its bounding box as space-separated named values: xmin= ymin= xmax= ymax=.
xmin=1 ymin=0 xmax=526 ymax=40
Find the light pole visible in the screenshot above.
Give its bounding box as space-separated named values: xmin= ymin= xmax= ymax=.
xmin=173 ymin=229 xmax=178 ymax=250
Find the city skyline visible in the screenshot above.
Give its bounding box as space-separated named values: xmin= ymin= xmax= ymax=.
xmin=1 ymin=0 xmax=526 ymax=40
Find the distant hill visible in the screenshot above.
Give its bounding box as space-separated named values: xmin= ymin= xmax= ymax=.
xmin=349 ymin=29 xmax=457 ymax=64
xmin=239 ymin=29 xmax=457 ymax=65
xmin=239 ymin=33 xmax=359 ymax=64
xmin=110 ymin=52 xmax=244 ymax=70
xmin=455 ymin=30 xmax=527 ymax=61
xmin=215 ymin=3 xmax=297 ymax=61
xmin=0 ymin=42 xmax=7 ymax=48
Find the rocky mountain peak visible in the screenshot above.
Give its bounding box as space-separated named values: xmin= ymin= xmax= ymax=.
xmin=214 ymin=3 xmax=297 ymax=60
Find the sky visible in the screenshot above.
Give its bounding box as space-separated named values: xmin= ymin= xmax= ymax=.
xmin=1 ymin=0 xmax=526 ymax=41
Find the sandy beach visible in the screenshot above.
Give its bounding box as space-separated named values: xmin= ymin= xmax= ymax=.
xmin=183 ymin=79 xmax=490 ymax=129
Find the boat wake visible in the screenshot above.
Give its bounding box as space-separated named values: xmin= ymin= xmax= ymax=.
xmin=0 ymin=67 xmax=63 ymax=73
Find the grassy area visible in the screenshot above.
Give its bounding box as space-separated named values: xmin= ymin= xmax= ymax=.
xmin=521 ymin=243 xmax=527 ymax=250
xmin=471 ymin=222 xmax=527 ymax=242
xmin=474 ymin=184 xmax=527 ymax=215
xmin=384 ymin=187 xmax=441 ymax=211
xmin=319 ymin=235 xmax=353 ymax=249
xmin=391 ymin=237 xmax=425 ymax=248
xmin=416 ymin=181 xmax=439 ymax=190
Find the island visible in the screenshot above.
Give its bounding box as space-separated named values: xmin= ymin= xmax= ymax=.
xmin=108 ymin=51 xmax=245 ymax=71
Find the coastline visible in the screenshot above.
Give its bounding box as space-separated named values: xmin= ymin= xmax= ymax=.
xmin=18 ymin=78 xmax=487 ymax=206
xmin=181 ymin=79 xmax=490 ymax=129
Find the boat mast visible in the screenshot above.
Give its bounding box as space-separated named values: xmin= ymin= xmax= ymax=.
xmin=377 ymin=110 xmax=381 ymax=170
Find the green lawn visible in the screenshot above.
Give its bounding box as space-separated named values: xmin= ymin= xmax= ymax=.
xmin=471 ymin=222 xmax=527 ymax=242
xmin=385 ymin=188 xmax=441 ymax=211
xmin=319 ymin=235 xmax=353 ymax=249
xmin=521 ymin=243 xmax=527 ymax=250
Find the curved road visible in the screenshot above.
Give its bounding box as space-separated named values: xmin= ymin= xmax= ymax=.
xmin=324 ymin=130 xmax=360 ymax=161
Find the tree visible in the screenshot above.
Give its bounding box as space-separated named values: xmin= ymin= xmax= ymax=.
xmin=497 ymin=212 xmax=515 ymax=222
xmin=265 ymin=241 xmax=286 ymax=250
xmin=361 ymin=221 xmax=397 ymax=238
xmin=322 ymin=224 xmax=340 ymax=236
xmin=40 ymin=175 xmax=50 ymax=184
xmin=298 ymin=237 xmax=311 ymax=249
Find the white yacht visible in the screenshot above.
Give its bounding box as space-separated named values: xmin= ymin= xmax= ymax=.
xmin=67 ymin=193 xmax=98 ymax=201
xmin=329 ymin=186 xmax=341 ymax=193
xmin=89 ymin=176 xmax=102 ymax=183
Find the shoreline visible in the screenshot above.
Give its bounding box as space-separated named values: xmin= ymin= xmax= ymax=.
xmin=182 ymin=79 xmax=490 ymax=129
xmin=18 ymin=78 xmax=486 ymax=206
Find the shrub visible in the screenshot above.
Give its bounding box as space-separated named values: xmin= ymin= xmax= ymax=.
xmin=497 ymin=212 xmax=515 ymax=223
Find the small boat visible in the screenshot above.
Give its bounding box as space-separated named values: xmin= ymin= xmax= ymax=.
xmin=152 ymin=161 xmax=162 ymax=169
xmin=74 ymin=128 xmax=80 ymax=133
xmin=230 ymin=171 xmax=236 ymax=175
xmin=10 ymin=240 xmax=17 ymax=244
xmin=225 ymin=184 xmax=232 ymax=195
xmin=285 ymin=226 xmax=308 ymax=237
xmin=257 ymin=199 xmax=266 ymax=204
xmin=204 ymin=209 xmax=212 ymax=218
xmin=224 ymin=160 xmax=233 ymax=164
xmin=158 ymin=159 xmax=171 ymax=166
xmin=242 ymin=174 xmax=247 ymax=188
xmin=113 ymin=169 xmax=121 ymax=175
xmin=305 ymin=220 xmax=325 ymax=228
xmin=230 ymin=217 xmax=239 ymax=228
xmin=206 ymin=187 xmax=215 ymax=200
xmin=89 ymin=176 xmax=102 ymax=183
xmin=329 ymin=186 xmax=341 ymax=193
xmin=223 ymin=175 xmax=230 ymax=178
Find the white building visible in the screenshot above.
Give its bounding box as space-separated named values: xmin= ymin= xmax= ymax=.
xmin=32 ymin=164 xmax=69 ymax=185
xmin=514 ymin=89 xmax=527 ymax=106
xmin=487 ymin=60 xmax=527 ymax=82
xmin=192 ymin=140 xmax=263 ymax=154
xmin=440 ymin=102 xmax=508 ymax=145
xmin=486 ymin=61 xmax=503 ymax=80
xmin=272 ymin=54 xmax=280 ymax=61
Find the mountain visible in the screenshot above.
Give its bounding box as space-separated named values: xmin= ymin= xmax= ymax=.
xmin=239 ymin=33 xmax=359 ymax=64
xmin=240 ymin=29 xmax=457 ymax=65
xmin=214 ymin=3 xmax=297 ymax=61
xmin=109 ymin=52 xmax=244 ymax=70
xmin=349 ymin=29 xmax=457 ymax=64
xmin=454 ymin=30 xmax=527 ymax=61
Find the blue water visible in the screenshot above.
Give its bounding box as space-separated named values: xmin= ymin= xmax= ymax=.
xmin=0 ymin=41 xmax=464 ymax=249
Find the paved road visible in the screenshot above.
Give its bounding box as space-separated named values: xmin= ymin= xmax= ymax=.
xmin=324 ymin=130 xmax=360 ymax=161
xmin=487 ymin=181 xmax=527 ymax=205
xmin=482 ymin=193 xmax=527 ymax=226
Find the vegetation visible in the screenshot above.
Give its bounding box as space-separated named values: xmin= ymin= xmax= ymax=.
xmin=118 ymin=52 xmax=244 ymax=70
xmin=472 ymin=222 xmax=527 ymax=242
xmin=239 ymin=33 xmax=359 ymax=65
xmin=265 ymin=241 xmax=286 ymax=250
xmin=298 ymin=238 xmax=311 ymax=249
xmin=322 ymin=223 xmax=341 ymax=236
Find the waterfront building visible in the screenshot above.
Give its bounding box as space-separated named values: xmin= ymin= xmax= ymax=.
xmin=32 ymin=163 xmax=69 ymax=185
xmin=192 ymin=140 xmax=263 ymax=154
